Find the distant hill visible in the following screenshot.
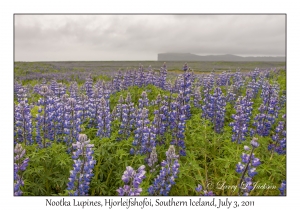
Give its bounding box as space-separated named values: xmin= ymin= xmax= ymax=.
xmin=157 ymin=53 xmax=285 ymax=62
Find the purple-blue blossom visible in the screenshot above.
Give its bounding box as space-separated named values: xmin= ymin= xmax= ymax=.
xmin=195 ymin=184 xmax=215 ymax=196
xmin=67 ymin=134 xmax=96 ymax=195
xmin=148 ymin=145 xmax=180 ymax=195
xmin=117 ymin=165 xmax=146 ymax=196
xmin=279 ymin=180 xmax=286 ymax=196
xmin=14 ymin=144 xmax=29 ymax=196
xmin=236 ymin=138 xmax=261 ymax=196
xmin=96 ymin=97 xmax=111 ymax=138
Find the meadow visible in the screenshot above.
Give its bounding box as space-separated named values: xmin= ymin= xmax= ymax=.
xmin=14 ymin=61 xmax=286 ymax=196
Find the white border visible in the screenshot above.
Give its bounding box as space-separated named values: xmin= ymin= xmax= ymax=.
xmin=1 ymin=1 xmax=297 ymax=209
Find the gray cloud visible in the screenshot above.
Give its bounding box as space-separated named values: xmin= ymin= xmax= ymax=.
xmin=14 ymin=14 xmax=286 ymax=61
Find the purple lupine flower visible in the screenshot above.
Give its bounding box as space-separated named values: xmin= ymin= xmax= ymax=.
xmin=87 ymin=86 xmax=103 ymax=127
xmin=147 ymin=147 xmax=158 ymax=172
xmin=251 ymin=68 xmax=260 ymax=82
xmin=140 ymin=124 xmax=156 ymax=159
xmin=182 ymin=62 xmax=188 ymax=71
xmin=174 ymin=68 xmax=192 ymax=118
xmin=226 ymin=85 xmax=237 ymax=104
xmin=117 ymin=165 xmax=146 ymax=196
xmin=159 ymin=62 xmax=168 ymax=89
xmin=279 ymin=180 xmax=286 ymax=196
xmin=169 ymin=95 xmax=187 ymax=156
xmin=134 ymin=65 xmax=145 ymax=87
xmin=268 ymin=115 xmax=286 ymax=155
xmin=229 ymin=90 xmax=253 ymax=143
xmin=253 ymin=82 xmax=280 ymax=136
xmin=193 ymin=87 xmax=202 ymax=108
xmin=14 ymin=144 xmax=29 ymax=196
xmin=96 ymin=97 xmax=111 ymax=138
xmin=279 ymin=91 xmax=286 ymax=110
xmin=78 ymin=94 xmax=89 ymax=123
xmin=115 ymin=95 xmax=125 ymax=121
xmin=58 ymin=83 xmax=67 ymax=98
xmin=69 ymin=81 xmax=79 ymax=100
xmin=148 ymin=145 xmax=180 ymax=195
xmin=54 ymin=94 xmax=69 ymax=142
xmin=118 ymin=93 xmax=136 ymax=141
xmin=122 ymin=70 xmax=130 ymax=89
xmin=233 ymin=69 xmax=245 ymax=96
xmin=36 ymin=85 xmax=58 ymax=147
xmin=16 ymin=87 xmax=28 ymax=103
xmin=195 ymin=184 xmax=203 ymax=192
xmin=138 ymin=91 xmax=149 ymax=110
xmin=152 ymin=111 xmax=167 ymax=145
xmin=205 ymin=87 xmax=226 ymax=133
xmin=132 ymin=108 xmax=150 ymax=155
xmin=151 ymin=94 xmax=168 ymax=145
xmin=113 ymin=70 xmax=123 ymax=92
xmin=247 ymin=79 xmax=260 ymax=99
xmin=145 ymin=66 xmax=155 ymax=86
xmin=195 ymin=184 xmax=215 ymax=196
xmin=182 ymin=71 xmax=192 ymax=118
xmin=236 ymin=138 xmax=261 ymax=196
xmin=67 ymin=134 xmax=96 ymax=195
xmin=64 ymin=98 xmax=82 ymax=149
xmin=85 ymin=75 xmax=94 ymax=98
xmin=217 ymin=71 xmax=230 ymax=86
xmin=50 ymin=79 xmax=58 ymax=96
xmin=14 ymin=101 xmax=33 ymax=145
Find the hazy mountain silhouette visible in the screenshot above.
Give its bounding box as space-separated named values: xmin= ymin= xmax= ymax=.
xmin=158 ymin=53 xmax=285 ymax=62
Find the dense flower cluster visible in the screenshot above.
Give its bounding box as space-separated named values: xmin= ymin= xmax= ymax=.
xmin=217 ymin=71 xmax=230 ymax=86
xmin=138 ymin=91 xmax=149 ymax=109
xmin=131 ymin=108 xmax=155 ymax=155
xmin=117 ymin=165 xmax=146 ymax=196
xmin=226 ymin=85 xmax=237 ymax=104
xmin=236 ymin=138 xmax=261 ymax=196
xmin=253 ymin=82 xmax=279 ymax=136
xmin=251 ymin=68 xmax=260 ymax=82
xmin=113 ymin=70 xmax=123 ymax=92
xmin=14 ymin=101 xmax=33 ymax=145
xmin=148 ymin=145 xmax=180 ymax=195
xmin=247 ymin=79 xmax=260 ymax=98
xmin=67 ymin=134 xmax=96 ymax=195
xmin=14 ymin=64 xmax=286 ymax=196
xmin=14 ymin=144 xmax=29 ymax=196
xmin=229 ymin=90 xmax=253 ymax=143
xmin=118 ymin=93 xmax=136 ymax=140
xmin=233 ymin=70 xmax=244 ymax=95
xmin=85 ymin=75 xmax=94 ymax=98
xmin=15 ymin=87 xmax=28 ymax=103
xmin=268 ymin=114 xmax=286 ymax=154
xmin=64 ymin=98 xmax=82 ymax=148
xmin=169 ymin=94 xmax=187 ymax=156
xmin=193 ymin=87 xmax=202 ymax=108
xmin=96 ymin=97 xmax=111 ymax=138
xmin=205 ymin=87 xmax=226 ymax=133
xmin=36 ymin=86 xmax=57 ymax=147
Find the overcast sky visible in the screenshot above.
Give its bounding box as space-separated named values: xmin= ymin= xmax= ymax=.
xmin=14 ymin=15 xmax=286 ymax=61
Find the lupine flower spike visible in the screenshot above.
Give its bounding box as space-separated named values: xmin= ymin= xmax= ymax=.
xmin=67 ymin=134 xmax=96 ymax=195
xmin=117 ymin=165 xmax=146 ymax=196
xmin=148 ymin=145 xmax=180 ymax=195
xmin=236 ymin=138 xmax=261 ymax=196
xmin=14 ymin=144 xmax=29 ymax=196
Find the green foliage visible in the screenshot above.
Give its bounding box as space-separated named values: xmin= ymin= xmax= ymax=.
xmin=22 ymin=143 xmax=72 ymax=195
xmin=15 ymin=66 xmax=286 ymax=196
